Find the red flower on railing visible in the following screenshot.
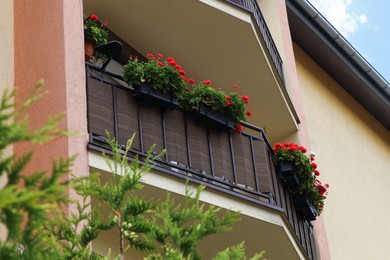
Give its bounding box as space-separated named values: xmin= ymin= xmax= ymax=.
xmin=273 ymin=142 xmax=329 ymax=215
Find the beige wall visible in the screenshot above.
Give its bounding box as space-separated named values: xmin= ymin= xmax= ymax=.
xmin=0 ymin=0 xmax=14 ymax=242
xmin=294 ymin=43 xmax=390 ymax=259
xmin=0 ymin=0 xmax=14 ymax=91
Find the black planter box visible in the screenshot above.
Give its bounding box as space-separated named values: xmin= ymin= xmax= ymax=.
xmin=292 ymin=194 xmax=317 ymax=221
xmin=192 ymin=103 xmax=235 ymax=132
xmin=133 ymin=83 xmax=178 ymax=110
xmin=278 ymin=160 xmax=300 ymax=192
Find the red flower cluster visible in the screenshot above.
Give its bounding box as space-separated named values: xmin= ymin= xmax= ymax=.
xmin=273 ymin=142 xmax=307 ymax=153
xmin=241 ymin=95 xmax=249 ymax=104
xmin=146 ymin=54 xmax=194 ymax=84
xmin=235 ymin=124 xmax=243 ymax=133
xmin=273 ymin=142 xmax=329 ymax=215
xmin=137 ymin=52 xmax=252 ymax=131
xmin=89 ymin=14 xmax=98 ymax=20
xmin=315 ymin=180 xmax=329 ymax=198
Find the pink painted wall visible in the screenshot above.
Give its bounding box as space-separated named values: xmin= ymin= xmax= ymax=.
xmin=275 ymin=0 xmax=331 ymax=259
xmin=14 ymin=0 xmax=88 ymax=214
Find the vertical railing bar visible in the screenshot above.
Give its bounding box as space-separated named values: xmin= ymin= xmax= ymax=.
xmin=249 ymin=137 xmax=259 ymax=192
xmin=161 ymin=110 xmax=168 ymax=162
xmin=207 ymin=127 xmax=215 ymax=177
xmin=229 ymin=132 xmax=237 ymax=184
xmin=269 ymin=154 xmax=281 ymax=207
xmin=184 ymin=114 xmax=192 ymax=168
xmin=137 ymin=102 xmax=144 ymax=154
xmin=112 ymin=86 xmax=119 ymax=140
xmin=85 ymin=65 xmax=91 ymax=134
xmin=303 ymin=223 xmax=312 ymax=259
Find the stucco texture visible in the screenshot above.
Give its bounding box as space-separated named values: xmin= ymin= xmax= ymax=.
xmin=294 ymin=43 xmax=390 ymax=259
xmin=13 ymin=0 xmax=88 ymax=214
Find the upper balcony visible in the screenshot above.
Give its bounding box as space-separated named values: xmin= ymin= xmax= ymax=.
xmin=84 ymin=0 xmax=299 ymax=142
xmin=86 ymin=63 xmax=316 ymax=259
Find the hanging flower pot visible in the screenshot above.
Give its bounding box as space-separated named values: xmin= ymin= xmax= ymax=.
xmin=292 ymin=194 xmax=317 ymax=221
xmin=278 ymin=160 xmax=300 ymax=192
xmin=133 ymin=83 xmax=179 ymax=110
xmin=194 ymin=103 xmax=235 ymax=131
xmin=84 ymin=14 xmax=108 ymax=61
xmin=84 ymin=41 xmax=94 ymax=61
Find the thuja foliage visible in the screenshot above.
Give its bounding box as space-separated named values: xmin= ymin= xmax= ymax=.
xmin=54 ymin=133 xmax=164 ymax=259
xmin=0 ymin=80 xmax=73 ymax=259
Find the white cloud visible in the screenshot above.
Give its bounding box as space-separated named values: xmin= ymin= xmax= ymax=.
xmin=309 ymin=0 xmax=368 ymax=38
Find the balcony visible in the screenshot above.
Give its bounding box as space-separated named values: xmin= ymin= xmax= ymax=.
xmin=84 ymin=0 xmax=299 ymax=142
xmin=86 ymin=64 xmax=316 ymax=259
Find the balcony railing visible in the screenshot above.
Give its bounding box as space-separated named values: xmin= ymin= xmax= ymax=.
xmin=86 ymin=64 xmax=315 ymax=259
xmin=226 ymin=0 xmax=284 ymax=84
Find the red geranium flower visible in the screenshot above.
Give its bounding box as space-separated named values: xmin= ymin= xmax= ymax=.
xmin=310 ymin=156 xmax=315 ymax=161
xmin=179 ymin=69 xmax=186 ymax=76
xmin=274 ymin=143 xmax=283 ymax=149
xmin=188 ymin=78 xmax=195 ymax=84
xmin=299 ymin=146 xmax=307 ymax=153
xmin=156 ymin=62 xmax=164 ymax=67
xmin=169 ymin=60 xmax=176 ymax=66
xmin=246 ymin=110 xmax=252 ymax=116
xmin=89 ymin=14 xmax=98 ymax=20
xmin=317 ymin=185 xmax=327 ymax=195
xmin=315 ymin=170 xmax=320 ymax=176
xmin=225 ymin=96 xmax=230 ymax=99
xmin=235 ymin=124 xmax=243 ymax=133
xmin=311 ymin=162 xmax=318 ymax=169
xmin=241 ymin=95 xmax=249 ymax=104
xmin=203 ymin=80 xmax=211 ymax=85
xmin=225 ymin=101 xmax=232 ymax=107
xmin=233 ymin=84 xmax=238 ymax=89
xmin=156 ymin=53 xmax=163 ymax=59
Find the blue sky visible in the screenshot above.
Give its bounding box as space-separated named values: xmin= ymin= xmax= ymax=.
xmin=308 ymin=0 xmax=390 ymax=82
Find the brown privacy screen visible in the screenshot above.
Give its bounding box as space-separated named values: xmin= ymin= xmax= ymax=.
xmin=87 ymin=75 xmax=273 ymax=194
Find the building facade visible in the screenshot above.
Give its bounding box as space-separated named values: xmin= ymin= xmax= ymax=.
xmin=1 ymin=0 xmax=389 ymax=259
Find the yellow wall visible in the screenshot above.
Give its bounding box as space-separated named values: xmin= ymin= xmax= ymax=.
xmin=294 ymin=43 xmax=390 ymax=259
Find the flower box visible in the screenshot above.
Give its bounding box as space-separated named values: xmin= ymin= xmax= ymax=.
xmin=292 ymin=194 xmax=317 ymax=221
xmin=193 ymin=103 xmax=235 ymax=131
xmin=278 ymin=160 xmax=300 ymax=192
xmin=133 ymin=83 xmax=179 ymax=110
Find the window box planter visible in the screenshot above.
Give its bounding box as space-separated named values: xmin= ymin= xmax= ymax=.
xmin=292 ymin=194 xmax=317 ymax=221
xmin=133 ymin=83 xmax=179 ymax=110
xmin=278 ymin=160 xmax=300 ymax=192
xmin=192 ymin=103 xmax=235 ymax=132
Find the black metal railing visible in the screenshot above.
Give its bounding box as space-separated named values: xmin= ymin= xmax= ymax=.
xmin=85 ymin=64 xmax=315 ymax=259
xmin=225 ymin=0 xmax=285 ymax=84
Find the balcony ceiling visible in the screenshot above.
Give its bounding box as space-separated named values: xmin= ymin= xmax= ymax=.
xmin=84 ymin=0 xmax=298 ymax=141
